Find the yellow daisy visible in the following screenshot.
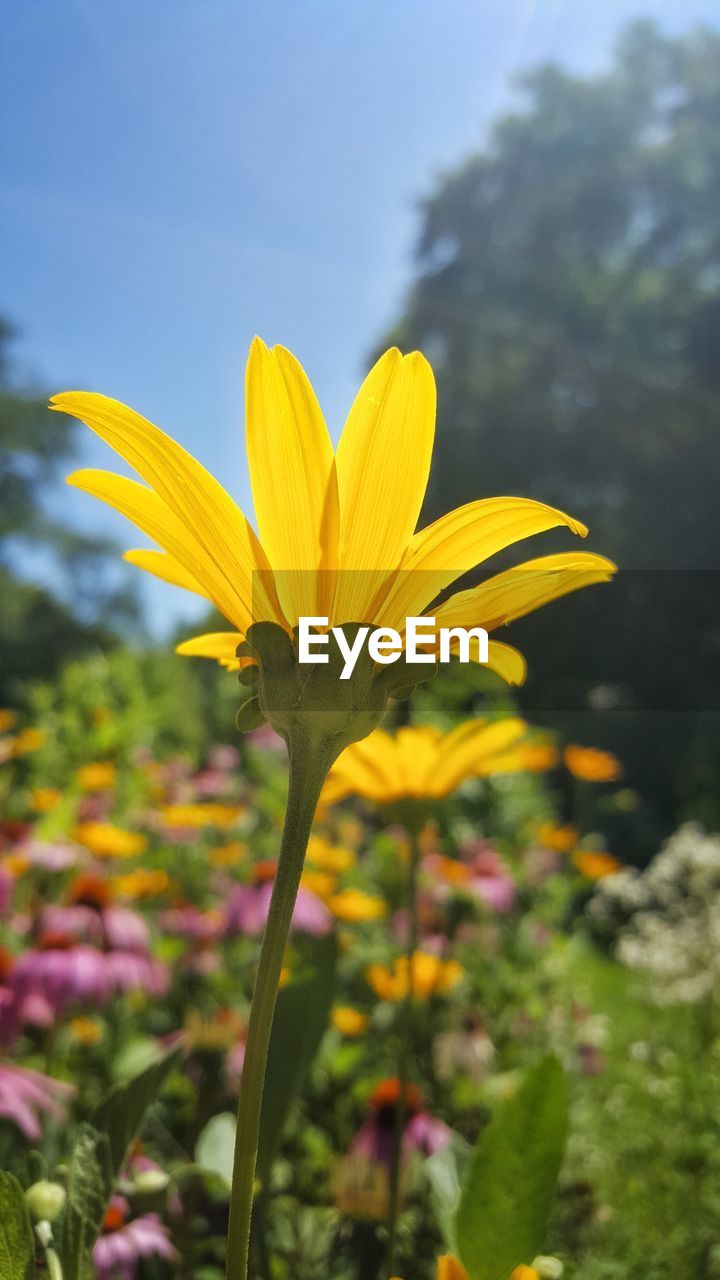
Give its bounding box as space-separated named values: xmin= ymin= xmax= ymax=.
xmin=320 ymin=718 xmax=531 ymax=808
xmin=54 ymin=341 xmax=614 ymax=690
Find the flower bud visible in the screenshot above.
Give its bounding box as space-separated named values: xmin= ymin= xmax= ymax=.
xmin=532 ymin=1258 xmax=565 ymax=1279
xmin=25 ymin=1180 xmax=66 ymax=1223
xmin=133 ymin=1168 xmax=170 ymax=1195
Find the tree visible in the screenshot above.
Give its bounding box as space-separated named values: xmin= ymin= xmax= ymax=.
xmin=0 ymin=320 xmax=139 ymax=700
xmin=380 ymin=21 xmax=720 ymax=849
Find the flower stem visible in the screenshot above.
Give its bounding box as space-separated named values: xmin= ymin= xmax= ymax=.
xmin=225 ymin=727 xmax=338 ymax=1280
xmin=384 ymin=819 xmax=422 ymax=1278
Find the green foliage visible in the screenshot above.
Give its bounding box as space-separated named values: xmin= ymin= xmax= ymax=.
xmin=256 ymin=934 xmax=338 ymax=1190
xmin=195 ymin=1113 xmax=237 ymax=1190
xmin=59 ymin=1043 xmax=183 ymax=1279
xmin=91 ymin=1041 xmax=184 ymax=1186
xmin=0 ymin=320 xmax=139 ymax=699
xmin=0 ymin=1171 xmax=36 ymax=1280
xmin=382 ymin=19 xmax=720 ymax=845
xmin=60 ymin=1125 xmax=113 ymax=1280
xmin=455 ymin=1056 xmax=568 ymax=1280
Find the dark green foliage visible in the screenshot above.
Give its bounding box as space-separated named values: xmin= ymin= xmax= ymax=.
xmin=0 ymin=1171 xmax=36 ymax=1280
xmin=380 ymin=20 xmax=720 ymax=849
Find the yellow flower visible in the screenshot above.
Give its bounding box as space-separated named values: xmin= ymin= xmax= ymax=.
xmin=564 ymin=744 xmax=621 ymax=783
xmin=185 ymin=1007 xmax=246 ymax=1052
xmin=331 ymin=1006 xmax=370 ymax=1036
xmin=0 ymin=710 xmax=17 ymax=733
xmin=111 ymin=869 xmax=171 ymax=898
xmin=73 ymin=822 xmax=148 ymax=859
xmin=30 ymin=788 xmax=63 ymax=814
xmin=490 ymin=741 xmax=559 ymax=773
xmin=7 ymin=728 xmax=45 ymax=757
xmin=366 ymin=952 xmax=463 ymax=1001
xmin=69 ymin=1016 xmax=104 ymax=1047
xmin=210 ymin=841 xmax=247 ymax=868
xmin=161 ymin=803 xmax=245 ymax=828
xmin=300 ymin=870 xmax=337 ymax=900
xmin=321 ymin=718 xmax=531 ymax=807
xmin=75 ymin=761 xmax=117 ymax=791
xmin=511 ymin=1269 xmax=541 ymax=1280
xmin=537 ymin=821 xmax=578 ymax=853
xmin=305 ymin=835 xmax=356 ymax=874
xmin=328 ymin=888 xmax=387 ymax=923
xmin=55 ymin=342 xmax=614 ymax=686
xmin=573 ymin=850 xmax=622 ymax=880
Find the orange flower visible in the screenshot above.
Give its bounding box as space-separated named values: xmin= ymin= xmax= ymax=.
xmin=573 ymin=850 xmax=622 ymax=879
xmin=564 ymin=744 xmax=621 ymax=783
xmin=0 ymin=710 xmax=17 ymax=733
xmin=537 ymin=821 xmax=578 ymax=853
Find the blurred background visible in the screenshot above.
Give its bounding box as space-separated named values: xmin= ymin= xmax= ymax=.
xmin=3 ymin=0 xmax=720 ymax=858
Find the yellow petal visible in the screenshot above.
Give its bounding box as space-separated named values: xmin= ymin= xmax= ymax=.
xmin=394 ymin=726 xmax=442 ymax=795
xmin=434 ymin=552 xmax=616 ymax=632
xmin=437 ymin=1254 xmax=470 ymax=1280
xmin=67 ymin=469 xmax=247 ymax=629
xmin=323 ymin=729 xmax=403 ymax=804
xmin=245 ymin=339 xmax=339 ymax=620
xmin=53 ymin=392 xmax=281 ymax=628
xmin=485 ymin=640 xmax=527 ymax=685
xmin=429 ymin=718 xmax=527 ymax=795
xmin=123 ymin=549 xmax=205 ymax=594
xmin=333 ymin=350 xmax=436 ymax=623
xmin=378 ymin=497 xmax=588 ymax=628
xmin=175 ymin=631 xmax=248 ymax=671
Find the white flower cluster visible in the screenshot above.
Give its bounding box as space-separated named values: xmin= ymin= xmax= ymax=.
xmin=587 ymin=823 xmax=720 ymax=1004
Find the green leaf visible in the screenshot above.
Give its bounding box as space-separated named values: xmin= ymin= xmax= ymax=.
xmin=425 ymin=1136 xmax=471 ymax=1255
xmin=195 ymin=1113 xmax=237 ymax=1189
xmin=91 ymin=1040 xmax=183 ymax=1184
xmin=60 ymin=1042 xmax=183 ymax=1280
xmin=60 ymin=1124 xmax=113 ymax=1280
xmin=455 ymin=1055 xmax=568 ymax=1280
xmin=0 ymin=1171 xmax=35 ymax=1280
xmin=256 ymin=934 xmax=337 ymax=1190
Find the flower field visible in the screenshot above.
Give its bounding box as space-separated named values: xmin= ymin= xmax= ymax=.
xmin=2 ymin=649 xmax=719 ymax=1280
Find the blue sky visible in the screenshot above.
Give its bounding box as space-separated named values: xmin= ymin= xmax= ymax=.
xmin=3 ymin=0 xmax=718 ymax=633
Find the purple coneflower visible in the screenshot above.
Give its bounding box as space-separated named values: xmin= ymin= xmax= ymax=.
xmin=225 ymin=862 xmax=331 ymax=938
xmin=92 ymin=1197 xmax=175 ymax=1280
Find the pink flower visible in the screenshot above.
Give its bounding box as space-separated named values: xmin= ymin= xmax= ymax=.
xmin=226 ymin=868 xmax=331 ymax=938
xmin=12 ymin=938 xmax=112 ymax=1010
xmin=158 ymin=906 xmax=227 ymax=941
xmin=0 ymin=867 xmax=11 ymax=916
xmin=93 ymin=1198 xmax=175 ymax=1280
xmin=462 ymin=841 xmax=517 ymax=914
xmin=0 ymin=1062 xmax=74 ymax=1140
xmin=207 ymin=744 xmax=240 ymax=771
xmin=104 ymin=951 xmax=170 ymax=997
xmin=349 ymin=1079 xmax=452 ymax=1172
xmin=20 ymin=841 xmax=84 ymax=871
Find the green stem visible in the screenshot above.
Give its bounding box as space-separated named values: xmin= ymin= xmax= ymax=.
xmin=384 ymin=820 xmax=422 ymax=1278
xmin=225 ymin=727 xmax=339 ymax=1280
